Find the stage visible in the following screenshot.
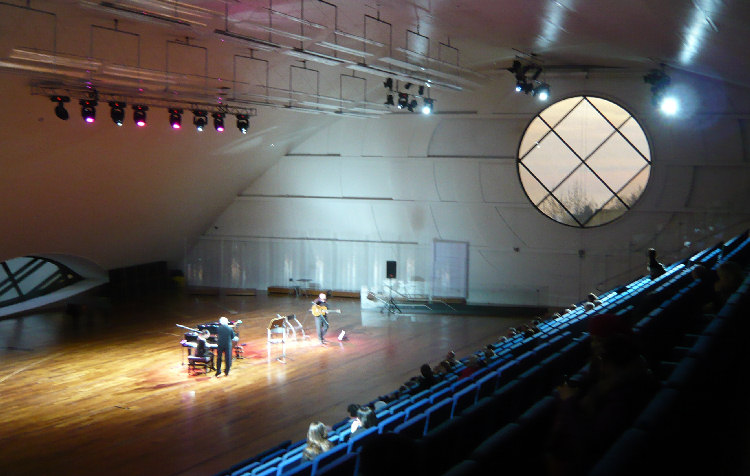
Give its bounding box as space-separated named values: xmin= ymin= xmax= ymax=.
xmin=0 ymin=293 xmax=533 ymax=476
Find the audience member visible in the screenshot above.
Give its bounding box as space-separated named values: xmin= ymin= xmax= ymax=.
xmin=647 ymin=248 xmax=666 ymax=279
xmin=583 ymin=302 xmax=595 ymax=311
xmin=587 ymin=293 xmax=599 ymax=302
xmin=352 ymin=406 xmax=378 ymax=436
xmin=302 ymin=421 xmax=333 ymax=461
xmin=413 ymin=363 xmax=438 ymax=393
xmin=713 ymin=261 xmax=744 ymax=308
xmin=458 ymin=355 xmax=485 ymax=379
xmin=346 ymin=403 xmax=361 ymax=434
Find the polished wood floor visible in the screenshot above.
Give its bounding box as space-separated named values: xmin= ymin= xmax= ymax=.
xmin=0 ymin=293 xmax=532 ymax=476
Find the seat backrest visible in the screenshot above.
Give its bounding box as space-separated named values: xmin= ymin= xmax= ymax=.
xmin=424 ymin=398 xmax=453 ymax=433
xmin=393 ymin=413 xmax=427 ymax=439
xmin=377 ymin=411 xmax=406 ymax=434
xmin=451 ymin=383 xmax=478 ymax=418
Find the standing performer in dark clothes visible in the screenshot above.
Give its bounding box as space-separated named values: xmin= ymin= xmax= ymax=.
xmin=312 ymin=292 xmax=330 ymax=345
xmin=215 ymin=316 xmax=236 ymax=377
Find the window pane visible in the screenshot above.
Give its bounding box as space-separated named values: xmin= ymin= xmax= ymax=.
xmin=517 ymin=96 xmax=651 ymax=227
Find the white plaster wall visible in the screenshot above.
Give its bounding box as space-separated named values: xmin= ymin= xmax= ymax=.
xmin=190 ymin=73 xmax=750 ymax=306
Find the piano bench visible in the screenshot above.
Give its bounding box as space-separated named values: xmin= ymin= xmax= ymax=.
xmin=187 ymin=355 xmax=213 ymax=375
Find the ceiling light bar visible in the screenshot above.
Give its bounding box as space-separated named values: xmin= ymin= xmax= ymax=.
xmin=395 ymin=47 xmax=483 ymax=77
xmin=265 ymin=8 xmax=326 ymax=29
xmin=316 ymin=41 xmax=374 ymax=57
xmin=87 ymin=2 xmax=194 ymax=27
xmin=334 ymin=30 xmax=384 ymax=47
xmin=9 ymin=48 xmax=103 ymax=70
xmin=214 ymin=29 xmax=282 ymax=51
xmin=379 ymin=57 xmax=478 ymax=88
xmin=346 ymin=62 xmax=463 ymax=92
xmin=245 ymin=23 xmax=311 ymax=42
xmin=283 ymin=48 xmax=354 ymax=66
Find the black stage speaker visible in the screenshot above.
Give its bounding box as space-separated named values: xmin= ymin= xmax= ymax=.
xmin=386 ymin=261 xmax=397 ymax=279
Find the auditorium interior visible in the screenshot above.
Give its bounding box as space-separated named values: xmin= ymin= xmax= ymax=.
xmin=1 ymin=1 xmax=750 ymax=476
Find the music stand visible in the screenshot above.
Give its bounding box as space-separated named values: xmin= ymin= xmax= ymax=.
xmin=267 ymin=316 xmax=288 ymax=364
xmin=382 ymin=280 xmax=401 ymax=314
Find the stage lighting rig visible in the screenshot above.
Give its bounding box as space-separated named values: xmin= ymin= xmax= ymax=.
xmin=193 ymin=110 xmax=208 ymax=131
xmin=422 ymin=98 xmax=434 ymax=115
xmin=80 ymin=99 xmax=97 ymax=123
xmin=109 ymin=101 xmax=126 ymax=126
xmin=212 ymin=112 xmax=225 ymax=132
xmin=169 ymin=108 xmax=183 ymax=129
xmin=51 ymin=96 xmax=70 ymax=120
xmin=644 ymin=67 xmax=677 ymax=114
xmin=397 ymin=92 xmax=409 ymax=109
xmin=236 ymin=114 xmax=249 ymax=134
xmin=132 ymin=105 xmax=148 ymax=127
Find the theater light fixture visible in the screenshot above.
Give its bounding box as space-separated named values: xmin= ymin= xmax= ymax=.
xmin=532 ymin=83 xmax=550 ymax=101
xmin=406 ymin=98 xmax=418 ymax=112
xmin=383 ymin=77 xmax=393 ymax=91
xmin=397 ymin=92 xmax=409 ymax=109
xmin=644 ymin=68 xmax=678 ymax=115
xmin=236 ymin=114 xmax=249 ymax=134
xmin=109 ymin=101 xmax=126 ymax=126
xmin=50 ymin=96 xmax=70 ymax=120
xmin=422 ymin=98 xmax=434 ymax=115
xmin=193 ymin=110 xmax=208 ymax=131
xmin=132 ymin=105 xmax=148 ymax=127
xmin=168 ymin=108 xmax=183 ymax=129
xmin=80 ymin=99 xmax=97 ymax=123
xmin=212 ymin=112 xmax=225 ymax=132
xmin=385 ymin=94 xmax=394 ymax=106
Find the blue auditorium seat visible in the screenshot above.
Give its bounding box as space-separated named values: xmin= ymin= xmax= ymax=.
xmin=276 ymin=452 xmax=306 ymax=475
xmin=393 ymin=413 xmax=427 ymax=439
xmin=313 ymin=452 xmax=358 ymax=476
xmin=346 ymin=426 xmax=378 ymax=454
xmin=310 ymin=442 xmax=347 ymax=474
xmin=475 ymin=371 xmax=499 ymax=401
xmin=280 ymin=460 xmax=314 ymax=476
xmin=450 ymin=383 xmax=478 ymax=417
xmin=423 ymin=398 xmax=453 ymax=433
xmin=403 ymin=399 xmax=429 ymax=419
xmin=377 ymin=411 xmax=405 ymax=434
xmin=429 ymin=386 xmax=451 ymax=404
xmin=250 ymin=456 xmax=281 ymax=475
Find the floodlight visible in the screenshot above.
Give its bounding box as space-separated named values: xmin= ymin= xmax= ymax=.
xmin=236 ymin=114 xmax=249 ymax=134
xmin=193 ymin=110 xmax=208 ymax=131
xmin=80 ymin=99 xmax=97 ymax=123
xmin=168 ymin=108 xmax=183 ymax=129
xmin=132 ymin=105 xmax=148 ymax=127
xmin=422 ymin=98 xmax=434 ymax=115
xmin=109 ymin=101 xmax=126 ymax=126
xmin=213 ymin=112 xmax=225 ymax=132
xmin=51 ymin=96 xmax=70 ymax=121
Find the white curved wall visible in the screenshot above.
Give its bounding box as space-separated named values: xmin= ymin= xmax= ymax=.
xmin=189 ymin=73 xmax=750 ymax=306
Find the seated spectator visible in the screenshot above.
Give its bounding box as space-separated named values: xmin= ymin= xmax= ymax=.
xmin=458 ymin=355 xmax=485 ymax=379
xmin=346 ymin=403 xmax=361 ymax=434
xmin=647 ymin=247 xmax=666 ymax=279
xmin=413 ymin=363 xmax=438 ymax=393
xmin=353 ymin=406 xmax=378 ymax=435
xmin=432 ymin=360 xmax=452 ymax=377
xmin=483 ymin=344 xmax=496 ymax=360
xmin=583 ymin=302 xmax=595 ymax=311
xmin=302 ymin=421 xmax=333 ymax=461
xmin=587 ymin=292 xmax=599 ymax=302
xmin=444 ymin=350 xmax=460 ymax=369
xmin=545 ymin=313 xmax=658 ymax=475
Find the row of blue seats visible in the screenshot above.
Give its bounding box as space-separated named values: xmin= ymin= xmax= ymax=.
xmin=221 ymin=233 xmax=748 ymax=476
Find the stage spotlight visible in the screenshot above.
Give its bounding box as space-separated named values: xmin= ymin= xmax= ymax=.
xmin=407 ymin=98 xmax=418 ymax=112
xmin=109 ymin=101 xmax=126 ymax=126
xmin=533 ymin=83 xmax=550 ymax=101
xmin=236 ymin=114 xmax=249 ymax=134
xmin=422 ymin=98 xmax=434 ymax=115
xmin=50 ymin=96 xmax=70 ymax=120
xmin=397 ymin=92 xmax=409 ymax=109
xmin=193 ymin=110 xmax=208 ymax=131
xmin=404 ymin=82 xmax=412 ymax=90
xmin=213 ymin=112 xmax=225 ymax=132
xmin=168 ymin=108 xmax=183 ymax=129
xmin=383 ymin=77 xmax=393 ymax=91
xmin=659 ymin=96 xmax=679 ymax=115
xmin=132 ymin=105 xmax=148 ymax=127
xmin=418 ymin=85 xmax=425 ymax=96
xmin=385 ymin=94 xmax=394 ymax=106
xmin=80 ymin=99 xmax=97 ymax=123
xmin=516 ymin=80 xmax=533 ymax=94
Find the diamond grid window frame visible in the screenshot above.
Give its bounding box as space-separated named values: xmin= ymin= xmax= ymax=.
xmin=517 ymin=95 xmax=652 ymax=227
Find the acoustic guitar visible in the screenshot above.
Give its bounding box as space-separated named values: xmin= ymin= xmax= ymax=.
xmin=310 ymin=304 xmax=341 ymax=317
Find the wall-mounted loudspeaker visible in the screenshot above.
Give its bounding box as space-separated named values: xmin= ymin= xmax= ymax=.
xmin=386 ymin=261 xmax=397 ymax=279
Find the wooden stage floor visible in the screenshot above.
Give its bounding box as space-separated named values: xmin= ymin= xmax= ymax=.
xmin=0 ymin=293 xmax=532 ymax=476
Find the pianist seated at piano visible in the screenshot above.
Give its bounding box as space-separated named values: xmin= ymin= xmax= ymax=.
xmin=196 ymin=330 xmax=213 ymax=359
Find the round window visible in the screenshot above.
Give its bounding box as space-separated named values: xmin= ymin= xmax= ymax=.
xmin=517 ymin=96 xmax=651 ymax=227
